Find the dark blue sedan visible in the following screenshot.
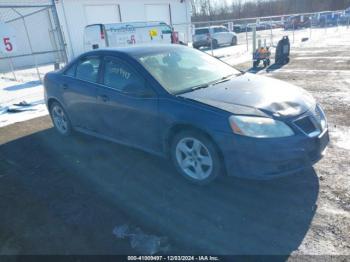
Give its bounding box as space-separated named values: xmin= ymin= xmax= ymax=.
xmin=44 ymin=45 xmax=329 ymax=184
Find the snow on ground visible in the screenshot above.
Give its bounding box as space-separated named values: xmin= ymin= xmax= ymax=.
xmin=0 ymin=78 xmax=47 ymax=128
xmin=209 ymin=25 xmax=350 ymax=66
xmin=0 ymin=64 xmax=55 ymax=128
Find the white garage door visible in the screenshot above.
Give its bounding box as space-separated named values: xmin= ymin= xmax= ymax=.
xmin=145 ymin=4 xmax=171 ymax=25
xmin=84 ymin=5 xmax=121 ymax=24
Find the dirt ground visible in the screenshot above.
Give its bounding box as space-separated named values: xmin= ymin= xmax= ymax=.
xmin=0 ymin=31 xmax=350 ymax=258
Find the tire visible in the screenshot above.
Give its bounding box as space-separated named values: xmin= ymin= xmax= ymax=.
xmin=170 ymin=130 xmax=222 ymax=185
xmin=211 ymin=39 xmax=218 ymax=49
xmin=49 ymin=101 xmax=72 ymax=136
xmin=231 ymin=36 xmax=237 ymax=46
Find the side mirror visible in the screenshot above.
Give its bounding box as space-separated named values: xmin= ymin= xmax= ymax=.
xmin=123 ymin=83 xmax=155 ymax=98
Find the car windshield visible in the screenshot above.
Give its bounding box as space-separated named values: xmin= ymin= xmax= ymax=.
xmin=135 ymin=47 xmax=241 ymax=95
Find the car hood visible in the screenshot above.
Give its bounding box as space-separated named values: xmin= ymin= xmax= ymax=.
xmin=179 ymin=73 xmax=316 ymax=118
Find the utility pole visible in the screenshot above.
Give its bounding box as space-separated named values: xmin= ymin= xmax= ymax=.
xmin=51 ymin=0 xmax=68 ymax=63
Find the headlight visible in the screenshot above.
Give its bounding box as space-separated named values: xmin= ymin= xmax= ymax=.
xmin=229 ymin=115 xmax=294 ymax=138
xmin=315 ymin=104 xmax=327 ymax=130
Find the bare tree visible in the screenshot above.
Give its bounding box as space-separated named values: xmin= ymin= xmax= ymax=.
xmin=192 ymin=0 xmax=350 ymax=21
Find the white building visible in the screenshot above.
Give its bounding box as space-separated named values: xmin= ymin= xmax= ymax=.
xmin=0 ymin=0 xmax=192 ymax=72
xmin=55 ymin=0 xmax=193 ymax=60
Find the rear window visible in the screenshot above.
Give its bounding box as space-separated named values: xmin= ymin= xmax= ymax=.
xmin=161 ymin=25 xmax=172 ymax=34
xmin=76 ymin=57 xmax=101 ymax=83
xmin=195 ymin=28 xmax=209 ymax=35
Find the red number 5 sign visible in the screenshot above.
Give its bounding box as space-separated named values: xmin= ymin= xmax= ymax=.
xmin=0 ymin=22 xmax=16 ymax=54
xmin=3 ymin=37 xmax=13 ymax=52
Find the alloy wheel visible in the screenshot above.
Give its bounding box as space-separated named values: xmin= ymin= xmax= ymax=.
xmin=175 ymin=137 xmax=213 ymax=180
xmin=51 ymin=104 xmax=68 ymax=134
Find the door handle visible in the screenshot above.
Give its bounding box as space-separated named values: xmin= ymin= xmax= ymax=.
xmin=98 ymin=94 xmax=109 ymax=102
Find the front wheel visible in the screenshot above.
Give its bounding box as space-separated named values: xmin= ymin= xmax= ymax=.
xmin=171 ymin=131 xmax=222 ymax=185
xmin=50 ymin=101 xmax=72 ymax=136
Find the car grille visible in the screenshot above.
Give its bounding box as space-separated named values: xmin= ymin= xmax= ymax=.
xmin=294 ymin=116 xmax=317 ymax=135
xmin=293 ymin=105 xmax=327 ymax=136
xmin=314 ymin=105 xmax=323 ymax=124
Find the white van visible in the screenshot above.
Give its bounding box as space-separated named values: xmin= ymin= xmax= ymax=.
xmin=84 ymin=21 xmax=179 ymax=51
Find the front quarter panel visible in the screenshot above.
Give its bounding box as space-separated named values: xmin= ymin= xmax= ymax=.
xmin=159 ymin=96 xmax=231 ymax=149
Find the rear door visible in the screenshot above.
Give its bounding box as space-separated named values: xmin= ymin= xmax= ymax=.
xmin=194 ymin=28 xmax=209 ymax=42
xmin=218 ymin=27 xmax=232 ymax=44
xmin=84 ymin=25 xmax=107 ymax=51
xmin=61 ymin=56 xmax=101 ymax=132
xmin=212 ymin=27 xmax=225 ymax=44
xmin=96 ymin=56 xmax=160 ymax=152
xmin=146 ymin=23 xmax=172 ymax=44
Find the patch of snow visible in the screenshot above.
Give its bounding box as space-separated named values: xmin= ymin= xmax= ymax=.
xmin=295 ymin=57 xmax=350 ymax=60
xmin=265 ymin=69 xmax=350 ymax=74
xmin=207 ymin=26 xmax=350 ymax=66
xmin=0 ymin=77 xmax=48 ymax=128
xmin=1 ymin=64 xmax=57 ymax=82
xmin=330 ymin=126 xmax=350 ymax=150
xmin=113 ymin=224 xmax=169 ymax=255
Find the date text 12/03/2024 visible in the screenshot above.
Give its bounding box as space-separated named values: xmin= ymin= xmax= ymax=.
xmin=127 ymin=256 xmax=220 ymax=261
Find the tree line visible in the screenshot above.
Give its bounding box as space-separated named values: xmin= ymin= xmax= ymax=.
xmin=192 ymin=0 xmax=350 ymax=22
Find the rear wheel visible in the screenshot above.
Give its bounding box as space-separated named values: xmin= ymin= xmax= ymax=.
xmin=231 ymin=36 xmax=237 ymax=46
xmin=171 ymin=130 xmax=222 ymax=185
xmin=211 ymin=39 xmax=218 ymax=49
xmin=50 ymin=101 xmax=72 ymax=136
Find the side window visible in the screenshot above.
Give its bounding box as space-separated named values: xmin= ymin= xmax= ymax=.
xmin=64 ymin=63 xmax=76 ymax=77
xmin=215 ymin=27 xmax=226 ymax=33
xmin=103 ymin=58 xmax=146 ymax=94
xmin=76 ymin=57 xmax=101 ymax=83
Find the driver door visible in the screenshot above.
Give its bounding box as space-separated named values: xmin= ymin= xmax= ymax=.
xmin=96 ymin=56 xmax=161 ymax=152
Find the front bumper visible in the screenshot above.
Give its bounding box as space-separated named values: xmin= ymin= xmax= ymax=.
xmin=213 ymin=129 xmax=329 ymax=180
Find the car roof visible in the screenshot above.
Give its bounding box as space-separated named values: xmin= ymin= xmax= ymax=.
xmin=82 ymin=44 xmax=188 ymax=57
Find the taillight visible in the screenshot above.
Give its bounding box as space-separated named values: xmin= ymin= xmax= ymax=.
xmin=100 ymin=26 xmax=105 ymax=40
xmin=171 ymin=31 xmax=179 ymax=44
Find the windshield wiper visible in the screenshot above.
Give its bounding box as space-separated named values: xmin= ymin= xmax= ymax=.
xmin=177 ymin=74 xmax=236 ymax=95
xmin=212 ymin=74 xmax=235 ymax=86
xmin=191 ymin=75 xmax=234 ymax=91
xmin=191 ymin=83 xmax=210 ymax=91
xmin=173 ymin=84 xmax=210 ymax=95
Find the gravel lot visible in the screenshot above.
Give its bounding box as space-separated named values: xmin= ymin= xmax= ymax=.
xmin=0 ymin=28 xmax=349 ymax=257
